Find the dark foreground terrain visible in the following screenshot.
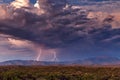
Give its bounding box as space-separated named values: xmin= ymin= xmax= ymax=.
xmin=0 ymin=66 xmax=120 ymax=80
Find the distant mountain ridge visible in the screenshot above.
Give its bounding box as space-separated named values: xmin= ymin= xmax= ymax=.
xmin=0 ymin=60 xmax=62 ymax=66
xmin=0 ymin=56 xmax=120 ymax=66
xmin=80 ymin=56 xmax=120 ymax=65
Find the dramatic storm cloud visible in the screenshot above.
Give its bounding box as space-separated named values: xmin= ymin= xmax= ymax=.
xmin=0 ymin=0 xmax=120 ymax=61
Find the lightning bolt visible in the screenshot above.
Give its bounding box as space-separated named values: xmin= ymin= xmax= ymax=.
xmin=51 ymin=51 xmax=58 ymax=62
xmin=36 ymin=48 xmax=42 ymax=61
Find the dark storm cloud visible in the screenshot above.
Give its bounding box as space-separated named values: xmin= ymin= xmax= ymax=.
xmin=0 ymin=0 xmax=120 ymax=49
xmin=36 ymin=0 xmax=66 ymax=14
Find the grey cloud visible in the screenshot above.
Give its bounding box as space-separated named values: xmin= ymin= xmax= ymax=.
xmin=36 ymin=0 xmax=66 ymax=14
xmin=0 ymin=0 xmax=120 ymax=50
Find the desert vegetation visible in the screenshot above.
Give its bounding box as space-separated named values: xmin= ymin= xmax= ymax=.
xmin=0 ymin=66 xmax=120 ymax=80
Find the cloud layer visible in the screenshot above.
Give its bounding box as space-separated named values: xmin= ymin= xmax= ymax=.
xmin=0 ymin=0 xmax=120 ymax=61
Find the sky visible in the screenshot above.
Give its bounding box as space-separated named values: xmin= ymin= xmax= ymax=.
xmin=0 ymin=0 xmax=120 ymax=62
